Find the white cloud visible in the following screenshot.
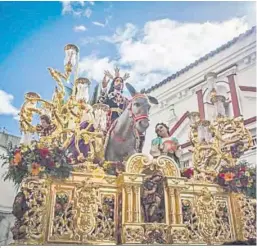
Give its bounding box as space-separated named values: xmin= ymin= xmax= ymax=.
xmin=79 ymin=56 xmax=116 ymax=82
xmin=61 ymin=1 xmax=72 ymax=15
xmin=92 ymin=15 xmax=112 ymax=28
xmin=79 ymin=17 xmax=249 ymax=90
xmin=84 ymin=8 xmax=92 ymax=18
xmin=74 ymin=25 xmax=87 ymax=32
xmin=61 ymin=1 xmax=92 ymax=18
xmin=88 ymin=1 xmax=94 ymax=5
xmin=78 ymin=1 xmax=85 ymax=7
xmin=112 ymin=23 xmax=138 ymax=43
xmin=0 ymin=90 xmax=19 ymax=118
xmin=92 ymin=21 xmax=105 ymax=28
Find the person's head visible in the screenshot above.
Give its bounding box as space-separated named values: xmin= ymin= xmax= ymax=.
xmin=108 ymin=77 xmax=124 ymax=93
xmin=155 ymin=123 xmax=170 ymax=138
xmin=151 ymin=171 xmax=163 ymax=182
xmin=40 ymin=115 xmax=51 ymax=128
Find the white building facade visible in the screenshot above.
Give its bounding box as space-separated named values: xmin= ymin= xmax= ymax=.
xmin=0 ymin=131 xmax=20 ymax=245
xmin=142 ymin=26 xmax=256 ymax=169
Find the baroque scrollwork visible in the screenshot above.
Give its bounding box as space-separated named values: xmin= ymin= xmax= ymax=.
xmin=126 ymin=154 xmax=179 ymax=177
xmin=126 ymin=153 xmax=152 ymax=174
xmin=235 ymin=195 xmax=256 ymax=240
xmin=124 ymin=226 xmax=144 ymax=243
xmin=180 ymin=189 xmax=233 ymax=244
xmin=170 ymin=228 xmax=189 ymax=244
xmin=189 ymin=112 xmax=253 ymax=178
xmin=142 ymin=224 xmax=170 ymax=244
xmin=181 ymin=199 xmax=202 ymax=242
xmin=51 ymin=192 xmax=76 ymax=240
xmin=214 ymin=199 xmax=232 ymax=242
xmin=89 ymin=195 xmax=116 ymax=241
xmin=11 ymin=178 xmax=48 ymax=244
xmin=72 ymin=181 xmax=116 ymax=243
xmin=74 ymin=181 xmax=100 ymax=237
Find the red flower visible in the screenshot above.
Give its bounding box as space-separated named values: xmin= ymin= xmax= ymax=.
xmin=219 ymin=173 xmax=225 ymax=178
xmin=183 ymin=168 xmax=194 ymax=179
xmin=39 ymin=148 xmax=49 ymax=158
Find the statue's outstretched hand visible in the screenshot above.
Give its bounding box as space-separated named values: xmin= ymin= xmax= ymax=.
xmin=102 ymin=74 xmax=110 ymax=89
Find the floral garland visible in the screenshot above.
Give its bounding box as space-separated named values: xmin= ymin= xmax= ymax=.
xmin=0 ymin=141 xmax=73 ymax=186
xmin=181 ymin=160 xmax=256 ymax=198
xmin=214 ymin=160 xmax=256 ymax=198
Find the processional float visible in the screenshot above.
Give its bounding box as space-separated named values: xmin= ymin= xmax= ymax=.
xmin=1 ymin=45 xmax=256 ymax=245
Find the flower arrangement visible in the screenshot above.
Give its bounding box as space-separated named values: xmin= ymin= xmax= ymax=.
xmin=214 ymin=160 xmax=256 ymax=198
xmin=181 ymin=167 xmax=194 ymax=179
xmin=0 ymin=141 xmax=73 ymax=186
xmin=181 ymin=161 xmax=256 ymax=198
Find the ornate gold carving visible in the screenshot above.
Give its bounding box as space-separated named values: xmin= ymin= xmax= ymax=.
xmin=171 ymin=227 xmax=189 ymax=244
xmin=74 ymin=181 xmax=99 ymax=236
xmin=124 ymin=226 xmax=144 ymax=243
xmin=104 ymin=176 xmax=117 ymax=184
xmin=180 ymin=189 xmax=233 ymax=244
xmin=51 ymin=192 xmax=77 ymax=241
xmin=189 ymin=114 xmax=253 ymax=178
xmin=126 ymin=153 xmax=151 ymax=174
xmin=128 ymin=175 xmax=138 ymax=181
xmin=88 ymin=194 xmax=115 ymax=242
xmin=232 ymin=194 xmax=256 ymax=240
xmin=126 ymin=154 xmax=179 ymax=177
xmin=11 ymin=169 xmax=255 ymax=245
xmin=155 ymin=156 xmax=179 ymax=177
xmin=142 ymin=223 xmax=170 ymax=244
xmin=11 ymin=178 xmax=48 ymax=244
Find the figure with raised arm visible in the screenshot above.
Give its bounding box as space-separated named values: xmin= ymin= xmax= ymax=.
xmin=95 ymin=67 xmax=130 ymax=130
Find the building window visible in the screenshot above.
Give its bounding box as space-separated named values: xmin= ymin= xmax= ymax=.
xmin=181 ymin=160 xmax=190 ymax=169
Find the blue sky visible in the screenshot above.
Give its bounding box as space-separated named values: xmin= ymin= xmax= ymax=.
xmin=0 ymin=1 xmax=256 ymax=136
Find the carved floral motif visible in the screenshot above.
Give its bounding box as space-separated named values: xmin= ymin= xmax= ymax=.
xmin=51 ymin=192 xmax=76 ymax=240
xmin=236 ymin=195 xmax=256 ymax=240
xmin=142 ymin=224 xmax=170 ymax=244
xmin=11 ymin=178 xmax=48 ymax=244
xmin=180 ymin=189 xmax=233 ymax=244
xmin=124 ymin=226 xmax=144 ymax=243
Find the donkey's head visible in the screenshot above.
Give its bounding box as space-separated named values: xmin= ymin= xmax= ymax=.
xmin=126 ymin=83 xmax=158 ymax=134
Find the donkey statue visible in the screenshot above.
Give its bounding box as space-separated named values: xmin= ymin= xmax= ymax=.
xmin=104 ymin=83 xmax=158 ymax=162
